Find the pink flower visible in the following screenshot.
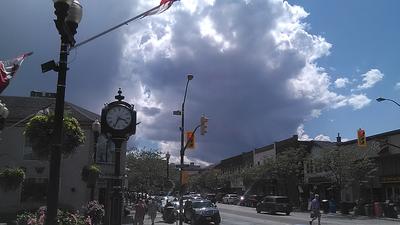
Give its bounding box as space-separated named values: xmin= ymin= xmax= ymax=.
xmin=85 ymin=216 xmax=92 ymax=225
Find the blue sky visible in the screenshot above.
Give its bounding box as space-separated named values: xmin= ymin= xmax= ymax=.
xmin=287 ymin=0 xmax=400 ymax=141
xmin=1 ymin=0 xmax=399 ymax=165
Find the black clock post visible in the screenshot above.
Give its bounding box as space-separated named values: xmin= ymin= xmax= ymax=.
xmin=101 ymin=89 xmax=137 ymax=225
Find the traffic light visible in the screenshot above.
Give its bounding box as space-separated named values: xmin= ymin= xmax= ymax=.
xmin=357 ymin=128 xmax=367 ymax=147
xmin=200 ymin=115 xmax=208 ymax=135
xmin=186 ymin=131 xmax=195 ymax=149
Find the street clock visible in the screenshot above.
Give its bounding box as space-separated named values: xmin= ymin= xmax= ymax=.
xmin=101 ymin=89 xmax=137 ymax=138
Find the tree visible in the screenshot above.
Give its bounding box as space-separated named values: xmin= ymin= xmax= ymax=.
xmin=126 ymin=147 xmax=178 ymax=194
xmin=188 ymin=169 xmax=228 ymax=193
xmin=315 ymin=148 xmax=376 ymax=191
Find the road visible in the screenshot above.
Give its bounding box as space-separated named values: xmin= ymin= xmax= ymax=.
xmin=217 ymin=203 xmax=399 ymax=225
xmin=124 ymin=203 xmax=399 ymax=225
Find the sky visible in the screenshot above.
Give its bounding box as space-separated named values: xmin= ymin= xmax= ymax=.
xmin=1 ymin=0 xmax=400 ymax=166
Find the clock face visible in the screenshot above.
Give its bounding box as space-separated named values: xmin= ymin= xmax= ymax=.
xmin=106 ymin=105 xmax=132 ymax=130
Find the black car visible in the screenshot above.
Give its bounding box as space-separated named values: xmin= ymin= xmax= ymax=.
xmin=256 ymin=195 xmax=292 ymax=215
xmin=239 ymin=194 xmax=264 ymax=207
xmin=183 ymin=199 xmax=221 ymax=225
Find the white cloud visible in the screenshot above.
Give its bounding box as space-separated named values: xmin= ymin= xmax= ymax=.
xmin=357 ymin=69 xmax=384 ymax=89
xmin=310 ymin=109 xmax=321 ymax=118
xmin=297 ymin=124 xmax=312 ymax=141
xmin=347 ymin=94 xmax=371 ymax=110
xmin=395 ymin=82 xmax=400 ymax=90
xmin=297 ymin=124 xmax=331 ymax=141
xmin=334 ymin=77 xmax=350 ymax=88
xmin=314 ymin=134 xmax=331 ymax=141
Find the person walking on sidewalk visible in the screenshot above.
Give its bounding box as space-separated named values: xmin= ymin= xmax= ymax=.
xmin=310 ymin=194 xmax=321 ymax=225
xmin=134 ymin=199 xmax=147 ymax=225
xmin=147 ymin=198 xmax=158 ymax=225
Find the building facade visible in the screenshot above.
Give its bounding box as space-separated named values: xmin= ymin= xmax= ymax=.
xmin=0 ymin=93 xmax=127 ymax=215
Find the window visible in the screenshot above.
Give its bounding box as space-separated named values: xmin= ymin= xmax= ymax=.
xmin=96 ymin=135 xmax=115 ymax=164
xmin=23 ymin=137 xmax=45 ymax=161
xmin=20 ymin=178 xmax=48 ymax=203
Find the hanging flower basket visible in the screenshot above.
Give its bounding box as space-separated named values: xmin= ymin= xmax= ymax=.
xmin=81 ymin=164 xmax=101 ymax=187
xmin=24 ymin=114 xmax=85 ymax=159
xmin=0 ymin=168 xmax=25 ymax=191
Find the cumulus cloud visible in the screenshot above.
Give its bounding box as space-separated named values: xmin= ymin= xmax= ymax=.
xmin=395 ymin=82 xmax=400 ymax=90
xmin=116 ymin=0 xmax=373 ymax=163
xmin=347 ymin=94 xmax=371 ymax=110
xmin=334 ymin=77 xmax=350 ymax=88
xmin=357 ymin=69 xmax=384 ymax=89
xmin=314 ymin=134 xmax=331 ymax=141
xmin=297 ymin=124 xmax=331 ymax=141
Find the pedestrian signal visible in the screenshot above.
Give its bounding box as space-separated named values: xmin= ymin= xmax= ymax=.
xmin=357 ymin=128 xmax=367 ymax=147
xmin=186 ymin=131 xmax=195 ymax=149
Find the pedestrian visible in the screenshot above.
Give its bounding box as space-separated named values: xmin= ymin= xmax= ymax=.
xmin=309 ymin=194 xmax=321 ymax=225
xmin=147 ymin=198 xmax=158 ymax=225
xmin=134 ymin=199 xmax=147 ymax=225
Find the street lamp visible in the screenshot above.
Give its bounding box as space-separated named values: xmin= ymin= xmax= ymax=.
xmin=43 ymin=1 xmax=82 ymax=225
xmin=174 ymin=74 xmax=193 ymax=225
xmin=0 ymin=100 xmax=9 ymax=131
xmin=376 ymin=97 xmax=400 ymax=108
xmin=166 ymin=152 xmax=170 ymax=181
xmin=90 ymin=119 xmax=101 ymax=200
xmin=92 ymin=119 xmax=101 ymax=162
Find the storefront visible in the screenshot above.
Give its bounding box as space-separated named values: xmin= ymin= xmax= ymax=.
xmin=381 ymin=176 xmax=400 ymax=202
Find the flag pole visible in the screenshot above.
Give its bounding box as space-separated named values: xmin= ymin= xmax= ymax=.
xmin=70 ymin=5 xmax=160 ymax=51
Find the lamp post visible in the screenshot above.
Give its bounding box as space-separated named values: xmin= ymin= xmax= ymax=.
xmin=44 ymin=1 xmax=82 ymax=225
xmin=173 ymin=74 xmax=193 ymax=225
xmin=0 ymin=100 xmax=9 ymax=132
xmin=166 ymin=152 xmax=170 ymax=181
xmin=90 ymin=119 xmax=101 ymax=200
xmin=376 ymin=97 xmax=400 ymax=108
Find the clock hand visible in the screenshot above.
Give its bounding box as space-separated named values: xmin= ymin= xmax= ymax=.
xmin=114 ymin=117 xmax=121 ymax=127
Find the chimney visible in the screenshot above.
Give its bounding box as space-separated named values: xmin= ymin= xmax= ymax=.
xmin=337 ymin=133 xmax=342 ymax=143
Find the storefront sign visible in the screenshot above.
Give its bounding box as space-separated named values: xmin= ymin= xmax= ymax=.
xmin=381 ymin=176 xmax=400 ymax=183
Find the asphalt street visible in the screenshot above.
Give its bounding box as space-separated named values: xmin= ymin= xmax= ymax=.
xmin=124 ymin=203 xmax=400 ymax=225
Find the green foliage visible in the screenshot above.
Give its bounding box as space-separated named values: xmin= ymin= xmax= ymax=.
xmin=314 ymin=149 xmax=376 ymax=188
xmin=81 ymin=165 xmax=101 ymax=186
xmin=24 ymin=114 xmax=85 ymax=159
xmin=0 ymin=168 xmax=25 ymax=191
xmin=126 ymin=146 xmax=178 ymax=193
xmin=188 ymin=169 xmax=228 ymax=193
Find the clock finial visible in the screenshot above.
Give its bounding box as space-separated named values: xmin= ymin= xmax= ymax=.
xmin=115 ymin=88 xmax=125 ymax=101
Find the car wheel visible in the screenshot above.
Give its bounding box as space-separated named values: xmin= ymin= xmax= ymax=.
xmin=286 ymin=211 xmax=290 ymax=215
xmin=256 ymin=208 xmax=261 ymax=213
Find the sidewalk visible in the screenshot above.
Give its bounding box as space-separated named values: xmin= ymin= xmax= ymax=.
xmin=294 ymin=211 xmax=400 ymax=223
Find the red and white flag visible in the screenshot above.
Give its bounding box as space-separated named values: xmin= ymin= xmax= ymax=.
xmin=0 ymin=52 xmax=33 ymax=94
xmin=140 ymin=0 xmax=178 ymax=19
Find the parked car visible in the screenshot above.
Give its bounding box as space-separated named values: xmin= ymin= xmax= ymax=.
xmin=204 ymin=193 xmax=217 ymax=204
xmin=183 ymin=199 xmax=221 ymax=225
xmin=256 ymin=195 xmax=292 ymax=215
xmin=222 ymin=194 xmax=239 ymax=204
xmin=239 ymin=194 xmax=264 ymax=207
xmin=215 ymin=193 xmax=226 ymax=203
